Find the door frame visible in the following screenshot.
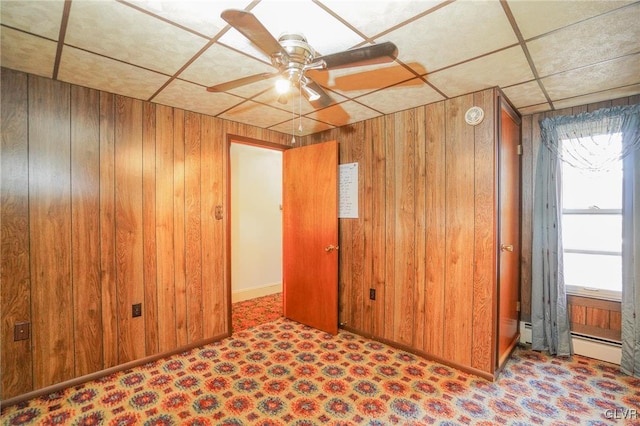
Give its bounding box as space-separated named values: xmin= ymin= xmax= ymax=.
xmin=225 ymin=135 xmax=291 ymax=335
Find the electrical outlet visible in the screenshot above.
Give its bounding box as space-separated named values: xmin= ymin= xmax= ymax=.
xmin=14 ymin=322 xmax=29 ymax=341
xmin=369 ymin=288 xmax=376 ymax=300
xmin=132 ymin=303 xmax=142 ymax=318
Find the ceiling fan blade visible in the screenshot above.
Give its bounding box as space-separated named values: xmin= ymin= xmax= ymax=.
xmin=221 ymin=9 xmax=289 ymax=61
xmin=207 ymin=72 xmax=279 ymax=92
xmin=314 ymin=41 xmax=398 ymax=70
xmin=303 ymin=79 xmax=334 ymax=108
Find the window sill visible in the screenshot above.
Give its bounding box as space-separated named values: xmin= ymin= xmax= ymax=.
xmin=565 ymin=286 xmax=621 ymax=302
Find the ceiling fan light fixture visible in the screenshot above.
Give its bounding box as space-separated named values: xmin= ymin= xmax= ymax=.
xmin=275 ymin=78 xmax=291 ymax=94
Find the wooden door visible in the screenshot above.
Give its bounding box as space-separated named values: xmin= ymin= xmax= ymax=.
xmin=497 ymin=100 xmax=521 ymax=367
xmin=283 ymin=140 xmax=339 ymax=334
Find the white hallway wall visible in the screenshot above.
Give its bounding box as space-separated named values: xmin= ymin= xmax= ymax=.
xmin=230 ymin=143 xmax=283 ymax=302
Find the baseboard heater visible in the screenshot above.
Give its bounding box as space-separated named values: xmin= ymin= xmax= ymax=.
xmin=519 ymin=322 xmax=622 ymax=365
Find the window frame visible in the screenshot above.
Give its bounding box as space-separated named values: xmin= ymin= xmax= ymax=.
xmin=560 ymin=147 xmax=623 ymax=302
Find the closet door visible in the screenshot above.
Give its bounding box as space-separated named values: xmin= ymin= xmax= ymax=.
xmin=497 ymin=99 xmax=521 ymax=367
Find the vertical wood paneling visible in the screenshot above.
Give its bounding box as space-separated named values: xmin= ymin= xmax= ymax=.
xmin=383 ymin=115 xmax=396 ymax=341
xmin=1 ymin=69 xmax=296 ymax=399
xmin=201 ymin=116 xmax=223 ymax=337
xmin=100 ymin=92 xmax=118 ymax=368
xmin=71 ymin=85 xmax=103 ymax=376
xmin=443 ymin=94 xmax=475 ymax=366
xmin=29 ymin=76 xmax=74 ymax=388
xmin=362 ymin=120 xmax=375 ymax=335
xmin=471 ymin=90 xmax=497 ymax=372
xmin=339 ymin=131 xmax=352 ymax=327
xmin=185 ymin=112 xmax=203 ymax=342
xmin=1 ymin=69 xmax=32 ymax=397
xmin=370 ymin=117 xmax=387 ymax=338
xmin=393 ymin=110 xmax=415 ymax=345
xmin=115 ymin=96 xmax=145 ymax=363
xmin=174 ymin=109 xmax=188 ymax=347
xmin=423 ymin=102 xmax=446 ymax=357
xmin=156 ymin=105 xmax=176 ymax=352
xmin=350 ymin=122 xmax=366 ymax=332
xmin=142 ymin=102 xmax=158 ymax=355
xmin=413 ymin=106 xmax=427 ymax=349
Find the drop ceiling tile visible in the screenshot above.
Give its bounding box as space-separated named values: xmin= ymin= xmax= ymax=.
xmin=527 ymin=4 xmax=640 ymax=78
xmin=270 ymin=116 xmax=334 ymax=137
xmin=357 ymin=78 xmax=444 ymax=115
xmin=0 ymin=28 xmax=57 ymax=78
xmin=58 ymin=46 xmax=169 ymax=100
xmin=386 ymin=0 xmax=518 ymax=72
xmin=427 ymin=46 xmax=534 ymax=98
xmin=65 ymin=1 xmax=209 ymax=75
xmin=153 ymin=79 xmax=244 ymax=117
xmin=252 ymin=89 xmax=320 ymax=116
xmin=541 ymin=54 xmax=640 ymax=101
xmin=318 ymin=0 xmax=447 ymax=39
xmin=507 ymin=0 xmax=634 ymax=40
xmin=307 ymin=101 xmax=381 ymax=127
xmin=178 ymin=43 xmax=275 ymax=97
xmin=518 ymin=103 xmax=552 ymax=116
xmin=218 ymin=0 xmax=364 ymax=61
xmin=123 ymin=0 xmax=252 ymax=38
xmin=310 ymin=62 xmax=417 ymax=99
xmin=501 ymin=80 xmax=548 ymax=109
xmin=552 ymin=84 xmax=640 ymax=111
xmin=0 ymin=0 xmax=65 ymax=40
xmin=219 ymin=100 xmax=295 ymax=129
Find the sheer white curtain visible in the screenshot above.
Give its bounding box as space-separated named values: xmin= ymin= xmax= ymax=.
xmin=535 ymin=104 xmax=640 ymax=366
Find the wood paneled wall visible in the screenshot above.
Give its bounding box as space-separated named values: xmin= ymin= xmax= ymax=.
xmin=519 ymin=94 xmax=639 ymax=340
xmin=303 ymin=88 xmax=502 ymax=377
xmin=0 ymin=68 xmax=291 ymax=400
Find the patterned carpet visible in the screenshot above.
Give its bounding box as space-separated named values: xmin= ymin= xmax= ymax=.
xmin=232 ymin=293 xmax=283 ymax=332
xmin=2 ymin=316 xmax=640 ymax=425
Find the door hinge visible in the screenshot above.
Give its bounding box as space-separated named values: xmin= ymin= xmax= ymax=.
xmin=517 ymin=144 xmax=523 ymax=155
xmin=516 ymin=301 xmax=521 ymax=312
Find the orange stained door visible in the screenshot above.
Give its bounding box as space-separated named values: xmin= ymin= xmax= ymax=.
xmin=497 ymin=101 xmax=521 ymax=367
xmin=283 ymin=140 xmax=339 ymax=335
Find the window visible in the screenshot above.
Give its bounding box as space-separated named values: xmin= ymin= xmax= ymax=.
xmin=561 ymin=133 xmax=623 ymax=301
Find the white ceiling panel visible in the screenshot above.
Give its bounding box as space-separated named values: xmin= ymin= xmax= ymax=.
xmin=527 ymin=4 xmax=640 ymax=78
xmin=0 ymin=0 xmax=64 ymax=40
xmin=542 ymin=54 xmax=640 ymax=101
xmin=153 ymin=79 xmax=244 ymax=118
xmin=356 ymin=78 xmax=444 ymax=114
xmin=58 ymin=46 xmax=169 ymax=100
xmin=179 ymin=43 xmax=274 ymax=90
xmin=427 ymin=46 xmax=534 ymax=98
xmin=318 ymin=0 xmax=447 ymax=39
xmin=219 ymin=100 xmax=296 ymax=129
xmin=387 ymin=0 xmax=518 ymax=72
xmin=66 ymin=1 xmax=210 ymax=75
xmin=507 ymin=0 xmax=634 ymax=40
xmin=123 ymin=0 xmax=251 ymax=38
xmin=0 ymin=27 xmax=57 ymax=78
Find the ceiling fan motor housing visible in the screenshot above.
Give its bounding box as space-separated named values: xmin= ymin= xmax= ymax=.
xmin=274 ymin=33 xmax=316 ymax=85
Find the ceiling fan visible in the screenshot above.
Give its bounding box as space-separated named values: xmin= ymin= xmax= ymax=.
xmin=207 ymin=9 xmax=398 ymax=108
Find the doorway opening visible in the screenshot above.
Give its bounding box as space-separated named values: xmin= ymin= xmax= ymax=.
xmin=229 ymin=138 xmax=285 ymax=332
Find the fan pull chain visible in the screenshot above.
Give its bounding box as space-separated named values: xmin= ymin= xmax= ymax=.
xmin=291 ymin=88 xmax=296 ymax=145
xmin=298 ymin=84 xmax=303 ymax=134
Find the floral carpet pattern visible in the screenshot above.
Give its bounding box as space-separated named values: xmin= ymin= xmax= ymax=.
xmin=232 ymin=293 xmax=283 ymax=332
xmin=2 ymin=317 xmax=640 ymax=425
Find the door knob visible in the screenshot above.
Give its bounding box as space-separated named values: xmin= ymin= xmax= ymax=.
xmin=325 ymin=245 xmax=339 ymax=252
xmin=501 ymin=244 xmax=514 ymax=252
